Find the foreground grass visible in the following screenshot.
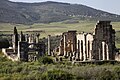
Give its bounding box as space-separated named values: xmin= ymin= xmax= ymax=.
xmin=0 ymin=52 xmax=120 ymax=80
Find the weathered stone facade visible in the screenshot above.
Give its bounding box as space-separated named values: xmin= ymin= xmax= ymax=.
xmin=92 ymin=21 xmax=116 ymax=60
xmin=77 ymin=33 xmax=93 ymax=61
xmin=58 ymin=31 xmax=77 ymax=57
xmin=56 ymin=21 xmax=118 ymax=61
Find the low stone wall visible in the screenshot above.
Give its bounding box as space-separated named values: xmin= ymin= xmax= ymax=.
xmin=115 ymin=53 xmax=120 ymax=61
xmin=2 ymin=48 xmax=18 ymax=61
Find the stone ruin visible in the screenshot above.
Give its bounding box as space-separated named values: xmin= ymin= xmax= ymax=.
xmin=2 ymin=21 xmax=120 ymax=62
xmin=53 ymin=21 xmax=120 ymax=62
xmin=2 ymin=27 xmax=45 ymax=61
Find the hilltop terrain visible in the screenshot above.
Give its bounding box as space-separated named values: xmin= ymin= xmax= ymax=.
xmin=0 ymin=0 xmax=120 ymax=24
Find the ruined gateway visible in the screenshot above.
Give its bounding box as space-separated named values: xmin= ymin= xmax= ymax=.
xmin=55 ymin=21 xmax=120 ymax=61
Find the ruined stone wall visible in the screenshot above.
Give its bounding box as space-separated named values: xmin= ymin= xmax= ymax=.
xmin=77 ymin=33 xmax=87 ymax=61
xmin=66 ymin=31 xmax=77 ymax=53
xmin=77 ymin=33 xmax=93 ymax=61
xmin=58 ymin=38 xmax=64 ymax=56
xmin=57 ymin=21 xmax=117 ymax=61
xmin=93 ymin=21 xmax=116 ymax=60
xmin=86 ymin=34 xmax=94 ymax=60
xmin=58 ymin=31 xmax=77 ymax=56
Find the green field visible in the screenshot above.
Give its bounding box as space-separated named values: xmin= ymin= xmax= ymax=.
xmin=0 ymin=20 xmax=120 ymax=47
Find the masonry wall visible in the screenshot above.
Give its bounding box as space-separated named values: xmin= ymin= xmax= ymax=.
xmin=58 ymin=31 xmax=77 ymax=56
xmin=77 ymin=33 xmax=93 ymax=61
xmin=93 ymin=21 xmax=116 ymax=60
xmin=57 ymin=21 xmax=117 ymax=61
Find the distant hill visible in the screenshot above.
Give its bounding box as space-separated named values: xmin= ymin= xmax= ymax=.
xmin=0 ymin=0 xmax=120 ymax=24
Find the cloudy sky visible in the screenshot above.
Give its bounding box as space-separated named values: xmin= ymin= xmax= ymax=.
xmin=9 ymin=0 xmax=120 ymax=15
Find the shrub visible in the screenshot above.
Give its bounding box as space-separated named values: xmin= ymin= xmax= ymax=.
xmin=41 ymin=70 xmax=74 ymax=80
xmin=113 ymin=67 xmax=120 ymax=79
xmin=97 ymin=69 xmax=113 ymax=80
xmin=38 ymin=56 xmax=53 ymax=64
xmin=0 ymin=38 xmax=10 ymax=49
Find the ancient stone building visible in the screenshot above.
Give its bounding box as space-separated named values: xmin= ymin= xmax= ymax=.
xmin=77 ymin=33 xmax=94 ymax=61
xmin=2 ymin=27 xmax=45 ymax=61
xmin=56 ymin=21 xmax=118 ymax=61
xmin=92 ymin=21 xmax=116 ymax=60
xmin=57 ymin=31 xmax=77 ymax=57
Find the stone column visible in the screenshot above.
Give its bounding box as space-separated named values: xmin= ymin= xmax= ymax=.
xmin=17 ymin=41 xmax=20 ymax=61
xmin=36 ymin=33 xmax=40 ymax=43
xmin=63 ymin=34 xmax=67 ymax=57
xmin=84 ymin=34 xmax=87 ymax=61
xmin=83 ymin=52 xmax=86 ymax=61
xmin=58 ymin=39 xmax=63 ymax=56
xmin=106 ymin=44 xmax=109 ymax=60
xmin=59 ymin=46 xmax=61 ymax=55
xmin=28 ymin=35 xmax=31 ymax=43
xmin=12 ymin=27 xmax=19 ymax=53
xmin=80 ymin=41 xmax=83 ymax=61
xmin=25 ymin=34 xmax=29 ymax=42
xmin=35 ymin=34 xmax=40 ymax=58
xmin=48 ymin=35 xmax=51 ymax=56
xmin=89 ymin=42 xmax=92 ymax=60
xmin=98 ymin=48 xmax=101 ymax=60
xmin=83 ymin=41 xmax=87 ymax=61
xmin=29 ymin=34 xmax=34 ymax=48
xmin=102 ymin=42 xmax=105 ymax=60
xmin=76 ymin=40 xmax=80 ymax=60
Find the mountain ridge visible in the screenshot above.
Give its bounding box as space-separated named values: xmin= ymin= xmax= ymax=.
xmin=0 ymin=0 xmax=120 ymax=24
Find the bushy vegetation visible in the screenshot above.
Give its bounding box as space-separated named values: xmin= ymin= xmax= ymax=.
xmin=0 ymin=51 xmax=120 ymax=80
xmin=38 ymin=56 xmax=54 ymax=64
xmin=0 ymin=38 xmax=10 ymax=49
xmin=41 ymin=70 xmax=74 ymax=80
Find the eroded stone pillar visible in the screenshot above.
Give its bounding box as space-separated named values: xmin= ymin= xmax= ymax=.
xmin=106 ymin=44 xmax=109 ymax=60
xmin=76 ymin=40 xmax=80 ymax=60
xmin=83 ymin=52 xmax=86 ymax=61
xmin=98 ymin=48 xmax=101 ymax=60
xmin=102 ymin=42 xmax=105 ymax=60
xmin=64 ymin=34 xmax=67 ymax=57
xmin=89 ymin=42 xmax=92 ymax=60
xmin=80 ymin=41 xmax=83 ymax=61
xmin=25 ymin=34 xmax=29 ymax=42
xmin=48 ymin=35 xmax=51 ymax=56
xmin=36 ymin=33 xmax=40 ymax=43
xmin=13 ymin=27 xmax=19 ymax=53
xmin=83 ymin=41 xmax=87 ymax=61
xmin=29 ymin=34 xmax=34 ymax=48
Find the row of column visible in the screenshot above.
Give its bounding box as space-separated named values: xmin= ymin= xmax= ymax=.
xmin=102 ymin=42 xmax=109 ymax=60
xmin=77 ymin=40 xmax=93 ymax=61
xmin=48 ymin=34 xmax=110 ymax=61
xmin=62 ymin=34 xmax=93 ymax=61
